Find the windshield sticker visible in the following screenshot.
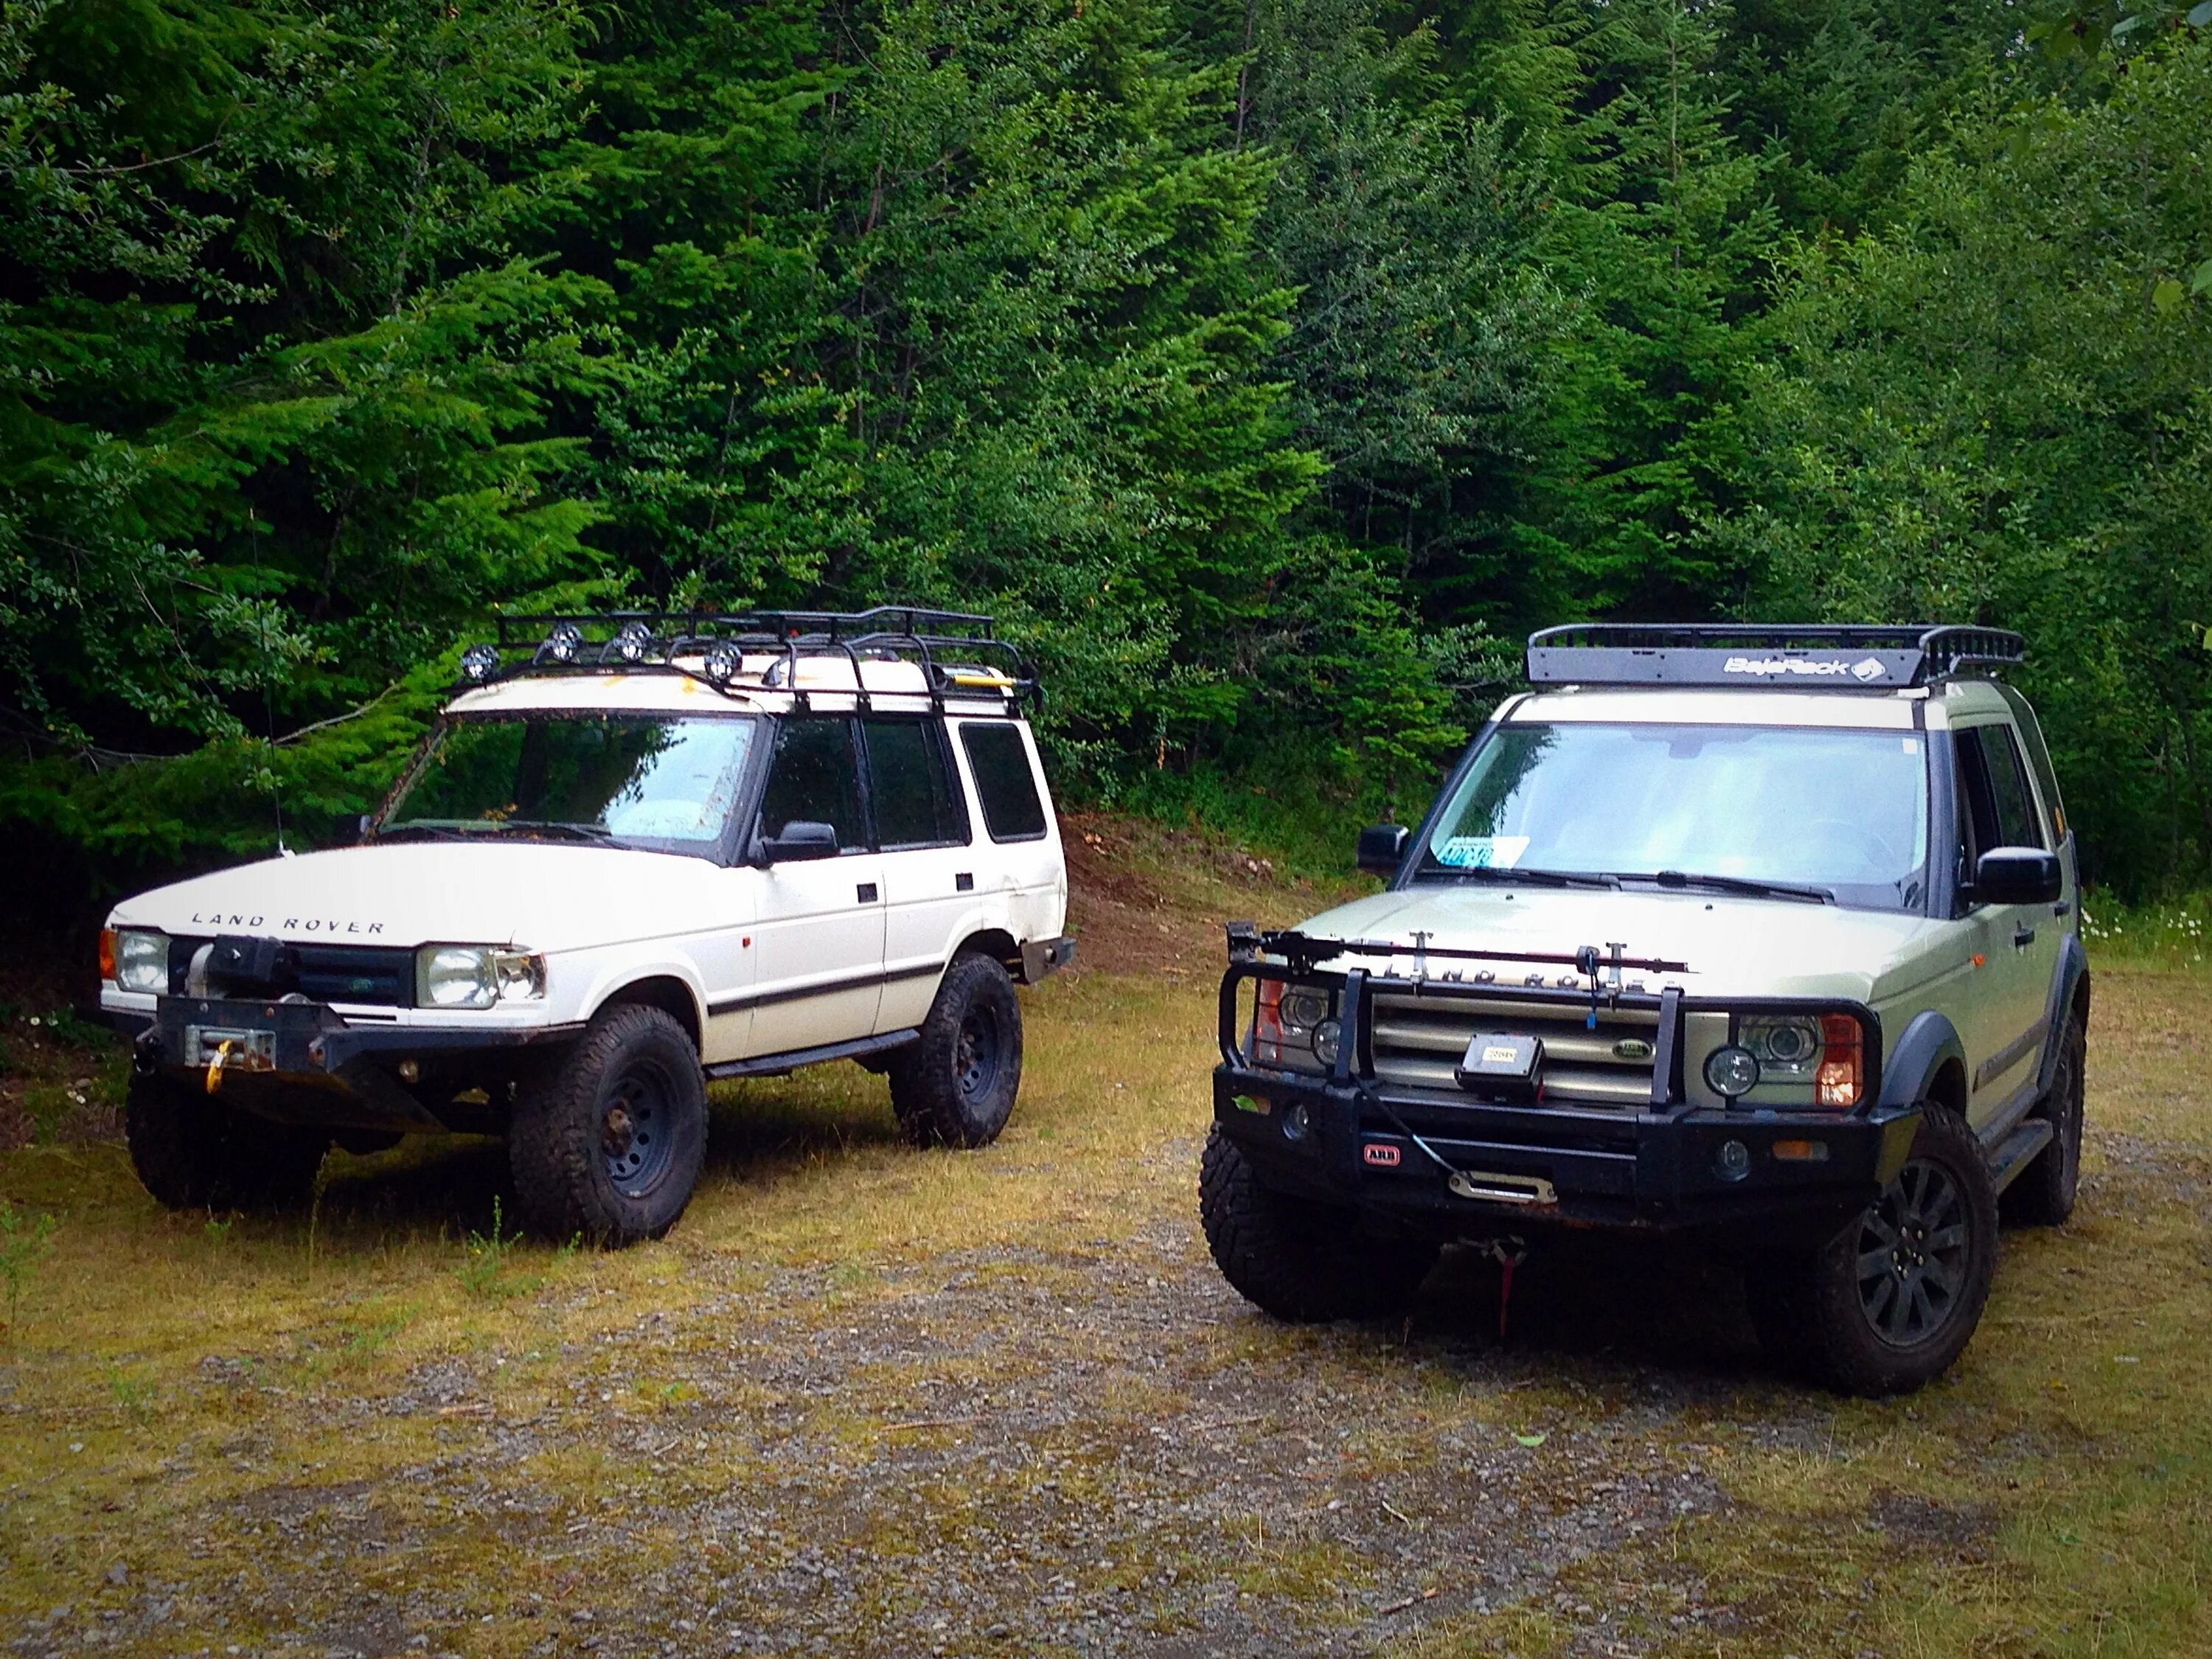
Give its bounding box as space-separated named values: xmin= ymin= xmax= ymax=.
xmin=1436 ymin=835 xmax=1530 ymax=869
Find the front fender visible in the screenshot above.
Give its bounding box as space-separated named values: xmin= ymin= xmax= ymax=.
xmin=1878 ymin=1009 xmax=1966 ymax=1114
xmin=572 ymin=953 xmax=711 ymax=1036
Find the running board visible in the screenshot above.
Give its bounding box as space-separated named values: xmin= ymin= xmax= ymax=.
xmin=1986 ymin=1118 xmax=2054 ymax=1194
xmin=706 ymin=1028 xmax=920 ymax=1081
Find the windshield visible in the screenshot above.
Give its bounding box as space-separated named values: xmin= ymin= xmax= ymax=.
xmin=1417 ymin=722 xmax=1930 ymax=911
xmin=380 ymin=714 xmax=758 ymax=855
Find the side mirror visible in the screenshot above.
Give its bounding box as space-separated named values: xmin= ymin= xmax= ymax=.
xmin=1973 ymin=846 xmax=2061 ymax=906
xmin=1357 ymin=823 xmax=1411 ymax=876
xmin=358 ymin=813 xmax=374 ymax=843
xmin=760 ymin=820 xmax=839 ymax=863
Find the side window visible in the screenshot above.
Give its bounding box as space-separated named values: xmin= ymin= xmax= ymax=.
xmin=758 ymin=717 xmax=863 ymax=850
xmin=863 ymin=719 xmax=969 ymax=849
xmin=1972 ymin=726 xmax=2045 ymax=849
xmin=959 ymin=723 xmax=1048 ymax=842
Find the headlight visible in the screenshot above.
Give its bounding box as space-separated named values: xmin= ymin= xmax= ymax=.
xmin=1740 ymin=1015 xmax=1822 ymax=1077
xmin=1251 ymin=979 xmax=1338 ymax=1072
xmin=110 ymin=928 xmax=170 ymax=994
xmin=417 ymin=945 xmax=546 ymax=1009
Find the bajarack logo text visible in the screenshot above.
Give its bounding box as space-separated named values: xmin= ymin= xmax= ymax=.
xmin=1721 ymin=655 xmax=1890 ymax=681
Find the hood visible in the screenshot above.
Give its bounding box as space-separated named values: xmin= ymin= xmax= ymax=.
xmin=1293 ymin=884 xmax=1947 ymax=1003
xmin=108 ymin=841 xmax=733 ymax=954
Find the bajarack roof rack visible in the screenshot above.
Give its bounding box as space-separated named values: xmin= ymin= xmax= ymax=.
xmin=1525 ymin=624 xmax=2025 ymax=691
xmin=454 ymin=605 xmax=1039 ymax=712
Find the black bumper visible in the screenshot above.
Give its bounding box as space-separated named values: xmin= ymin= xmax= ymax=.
xmin=104 ymin=998 xmax=582 ymax=1133
xmin=1212 ymin=1068 xmax=1919 ymax=1245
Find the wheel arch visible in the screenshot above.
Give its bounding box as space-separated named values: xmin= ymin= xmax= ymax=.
xmin=588 ymin=973 xmax=703 ymax=1050
xmin=2036 ymin=933 xmax=2092 ymax=1097
xmin=951 ymin=926 xmax=1020 ymax=974
xmin=1879 ymin=1009 xmax=1968 ymax=1116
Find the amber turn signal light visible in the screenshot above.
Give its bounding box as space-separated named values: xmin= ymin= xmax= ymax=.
xmin=97 ymin=927 xmax=116 ymax=982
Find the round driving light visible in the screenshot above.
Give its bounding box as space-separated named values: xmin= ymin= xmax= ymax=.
xmin=1282 ymin=1102 xmax=1311 ymax=1142
xmin=611 ymin=620 xmax=652 ymax=663
xmin=459 ymin=643 xmax=501 ymax=683
xmin=1311 ymin=1018 xmax=1342 ymax=1067
xmin=1714 ymin=1138 xmax=1751 ymax=1183
xmin=541 ymin=622 xmax=582 ymax=664
xmin=1705 ymin=1044 xmax=1761 ymax=1099
xmin=702 ymin=641 xmax=741 ymax=684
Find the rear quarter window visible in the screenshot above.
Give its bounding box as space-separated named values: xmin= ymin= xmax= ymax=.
xmin=959 ymin=723 xmax=1048 ymax=841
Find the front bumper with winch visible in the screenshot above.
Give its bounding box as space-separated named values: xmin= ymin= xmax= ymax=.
xmin=103 ymin=996 xmax=582 ymax=1133
xmin=1212 ymin=953 xmax=1921 ymax=1247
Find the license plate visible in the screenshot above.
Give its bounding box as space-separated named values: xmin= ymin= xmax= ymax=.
xmin=184 ymin=1025 xmax=276 ymax=1072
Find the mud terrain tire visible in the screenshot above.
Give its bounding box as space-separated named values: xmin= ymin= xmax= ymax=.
xmin=889 ymin=954 xmax=1023 ymax=1149
xmin=125 ymin=1070 xmax=327 ymax=1212
xmin=1747 ymin=1107 xmax=1996 ymax=1396
xmin=1200 ymin=1127 xmax=1439 ymax=1322
xmin=2000 ymin=1009 xmax=2086 ymax=1228
xmin=509 ymin=1004 xmax=707 ymax=1245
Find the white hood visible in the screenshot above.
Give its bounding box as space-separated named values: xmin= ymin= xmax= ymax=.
xmin=1294 ymin=885 xmax=1949 ymax=1004
xmin=108 ymin=842 xmax=733 ymax=954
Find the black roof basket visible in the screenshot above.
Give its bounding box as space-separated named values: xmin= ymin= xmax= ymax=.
xmin=1525 ymin=624 xmax=2025 ymax=690
xmin=458 ymin=605 xmax=1038 ymax=711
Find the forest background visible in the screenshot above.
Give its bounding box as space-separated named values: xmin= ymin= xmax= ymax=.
xmin=3 ymin=0 xmax=2210 ymax=902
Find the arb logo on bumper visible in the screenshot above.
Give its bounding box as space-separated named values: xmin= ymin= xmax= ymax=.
xmin=1363 ymin=1141 xmax=1402 ymax=1168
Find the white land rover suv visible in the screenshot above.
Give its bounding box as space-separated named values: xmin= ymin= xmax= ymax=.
xmin=97 ymin=609 xmax=1073 ymax=1243
xmin=1204 ymin=625 xmax=2086 ymax=1395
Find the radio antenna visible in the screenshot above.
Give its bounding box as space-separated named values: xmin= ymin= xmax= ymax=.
xmin=258 ymin=601 xmax=290 ymax=858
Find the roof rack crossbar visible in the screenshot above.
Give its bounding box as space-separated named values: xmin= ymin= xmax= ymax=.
xmin=470 ymin=606 xmax=1037 ymax=708
xmin=1524 ymin=623 xmax=2025 ymax=690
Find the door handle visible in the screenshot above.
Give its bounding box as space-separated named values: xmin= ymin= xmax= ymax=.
xmin=2012 ymin=925 xmax=2036 ymax=948
xmin=2052 ymin=899 xmax=2071 ymax=917
xmin=857 ymin=883 xmax=879 ymax=904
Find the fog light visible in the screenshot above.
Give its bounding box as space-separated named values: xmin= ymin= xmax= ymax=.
xmin=1715 ymin=1138 xmax=1751 ymax=1182
xmin=1311 ymin=1018 xmax=1342 ymax=1067
xmin=459 ymin=643 xmax=501 ymax=684
xmin=611 ymin=620 xmax=652 ymax=663
xmin=540 ymin=622 xmax=582 ymax=664
xmin=1705 ymin=1044 xmax=1760 ymax=1099
xmin=702 ymin=641 xmax=741 ymax=684
xmin=397 ymin=1059 xmax=420 ymax=1083
xmin=1283 ymin=1102 xmax=1311 ymax=1142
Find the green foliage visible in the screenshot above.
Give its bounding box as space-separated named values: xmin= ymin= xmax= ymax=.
xmin=1717 ymin=33 xmax=2212 ymax=893
xmin=1 ymin=0 xmax=2208 ymax=893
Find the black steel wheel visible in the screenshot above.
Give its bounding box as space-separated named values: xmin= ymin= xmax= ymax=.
xmin=509 ymin=1004 xmax=708 ymax=1245
xmin=125 ymin=1070 xmax=327 ymax=1214
xmin=2002 ymin=1009 xmax=2086 ymax=1227
xmin=889 ymin=954 xmax=1023 ymax=1149
xmin=1747 ymin=1106 xmax=1997 ymax=1396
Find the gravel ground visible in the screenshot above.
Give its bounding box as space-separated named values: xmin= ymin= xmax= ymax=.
xmin=3 ymin=1143 xmax=1800 ymax=1659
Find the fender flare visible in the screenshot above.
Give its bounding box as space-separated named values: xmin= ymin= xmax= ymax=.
xmin=1877 ymin=1009 xmax=1967 ymax=1114
xmin=2033 ymin=933 xmax=2091 ymax=1097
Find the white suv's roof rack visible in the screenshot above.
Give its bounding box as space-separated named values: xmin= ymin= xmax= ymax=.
xmin=1526 ymin=624 xmax=2025 ymax=690
xmin=457 ymin=606 xmax=1037 ymax=712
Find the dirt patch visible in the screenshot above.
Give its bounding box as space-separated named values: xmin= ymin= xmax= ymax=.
xmin=1059 ymin=811 xmax=1359 ymax=978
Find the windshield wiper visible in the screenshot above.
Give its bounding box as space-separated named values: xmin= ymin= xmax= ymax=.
xmin=1615 ymin=869 xmax=1834 ymax=905
xmin=498 ymin=819 xmax=616 ymax=843
xmin=1419 ymin=864 xmax=1619 ymax=890
xmin=372 ymin=822 xmax=480 ymax=843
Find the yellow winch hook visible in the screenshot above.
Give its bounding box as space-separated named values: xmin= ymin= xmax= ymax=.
xmin=204 ymin=1038 xmax=235 ymax=1096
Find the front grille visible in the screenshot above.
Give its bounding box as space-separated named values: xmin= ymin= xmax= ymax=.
xmin=164 ymin=936 xmax=415 ymax=1007
xmin=1368 ymin=990 xmax=1659 ymax=1107
xmin=291 ymin=945 xmax=414 ymax=1006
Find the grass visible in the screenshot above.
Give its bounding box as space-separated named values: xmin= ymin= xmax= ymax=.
xmin=0 ymin=884 xmax=2207 ymax=1652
